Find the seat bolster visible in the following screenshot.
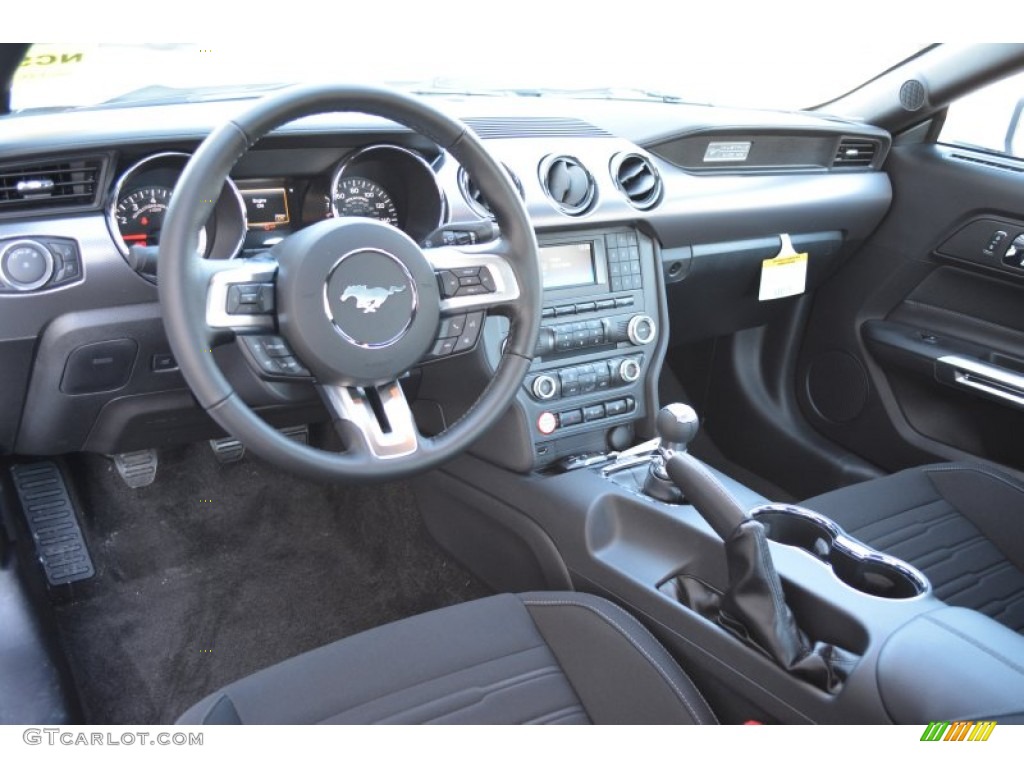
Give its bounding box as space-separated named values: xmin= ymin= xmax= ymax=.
xmin=178 ymin=593 xmax=588 ymax=725
xmin=519 ymin=592 xmax=716 ymax=725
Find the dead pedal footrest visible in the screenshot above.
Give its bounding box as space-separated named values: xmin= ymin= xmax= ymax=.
xmin=10 ymin=462 xmax=95 ymax=585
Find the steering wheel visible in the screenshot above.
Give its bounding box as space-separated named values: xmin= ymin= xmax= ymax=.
xmin=157 ymin=84 xmax=541 ymax=481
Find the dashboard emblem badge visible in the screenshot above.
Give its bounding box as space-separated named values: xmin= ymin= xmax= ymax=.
xmin=340 ymin=284 xmax=407 ymax=314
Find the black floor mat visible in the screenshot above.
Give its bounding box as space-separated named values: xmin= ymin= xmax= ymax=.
xmin=50 ymin=444 xmax=490 ymax=724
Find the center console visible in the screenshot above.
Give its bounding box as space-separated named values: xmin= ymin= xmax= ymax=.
xmin=414 ymin=405 xmax=1024 ymax=724
xmin=511 ymin=227 xmax=665 ymax=468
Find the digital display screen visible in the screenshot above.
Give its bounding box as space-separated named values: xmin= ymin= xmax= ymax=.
xmin=242 ymin=188 xmax=290 ymax=229
xmin=540 ymin=242 xmax=596 ymax=289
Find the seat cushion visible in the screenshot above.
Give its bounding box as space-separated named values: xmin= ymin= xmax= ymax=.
xmin=176 ymin=591 xmax=715 ymax=725
xmin=802 ymin=463 xmax=1024 ymax=633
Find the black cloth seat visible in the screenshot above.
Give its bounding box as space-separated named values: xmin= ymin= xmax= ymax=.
xmin=802 ymin=462 xmax=1024 ymax=633
xmin=177 ymin=591 xmax=715 ymax=725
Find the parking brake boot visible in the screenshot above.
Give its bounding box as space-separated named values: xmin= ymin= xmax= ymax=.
xmin=656 ymin=405 xmax=857 ymax=692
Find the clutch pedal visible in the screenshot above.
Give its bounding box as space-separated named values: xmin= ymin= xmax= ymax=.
xmin=210 ymin=425 xmax=309 ymax=464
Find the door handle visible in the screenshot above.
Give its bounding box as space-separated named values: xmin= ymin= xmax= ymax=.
xmin=937 ymin=355 xmax=1024 ymax=409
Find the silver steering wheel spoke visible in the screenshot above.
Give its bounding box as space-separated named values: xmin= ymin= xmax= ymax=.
xmin=318 ymin=380 xmax=419 ymax=460
xmin=204 ymin=256 xmax=279 ymax=334
xmin=425 ymin=239 xmax=520 ymax=315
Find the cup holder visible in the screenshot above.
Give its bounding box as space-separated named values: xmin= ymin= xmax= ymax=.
xmin=749 ymin=504 xmax=930 ymax=599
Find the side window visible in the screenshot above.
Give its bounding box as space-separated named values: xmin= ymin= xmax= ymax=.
xmin=939 ymin=70 xmax=1024 ymax=160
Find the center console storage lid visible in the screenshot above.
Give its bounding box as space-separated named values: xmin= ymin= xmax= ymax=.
xmin=877 ymin=607 xmax=1024 ymax=723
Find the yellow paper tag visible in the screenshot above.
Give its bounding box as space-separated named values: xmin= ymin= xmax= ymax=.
xmin=759 ymin=234 xmax=808 ymax=301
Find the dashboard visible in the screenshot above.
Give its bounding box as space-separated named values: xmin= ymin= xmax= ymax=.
xmin=0 ymin=94 xmax=894 ymax=462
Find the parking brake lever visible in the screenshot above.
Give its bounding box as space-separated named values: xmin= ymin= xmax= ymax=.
xmin=656 ymin=404 xmax=856 ymax=692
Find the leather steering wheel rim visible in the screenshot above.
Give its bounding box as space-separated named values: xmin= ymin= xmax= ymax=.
xmin=158 ymin=84 xmax=541 ymax=481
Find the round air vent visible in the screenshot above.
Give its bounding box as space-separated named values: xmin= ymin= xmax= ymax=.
xmin=611 ymin=152 xmax=662 ymax=210
xmin=457 ymin=164 xmax=524 ymax=218
xmin=539 ymin=155 xmax=596 ymax=216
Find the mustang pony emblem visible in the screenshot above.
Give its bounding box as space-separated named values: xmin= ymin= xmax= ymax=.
xmin=340 ymin=284 xmax=407 ymax=313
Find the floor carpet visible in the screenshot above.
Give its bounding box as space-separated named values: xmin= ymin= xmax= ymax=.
xmin=50 ymin=444 xmax=489 ymax=724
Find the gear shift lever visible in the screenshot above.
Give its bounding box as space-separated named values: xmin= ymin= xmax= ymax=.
xmin=642 ymin=403 xmax=700 ymax=503
xmin=656 ymin=403 xmax=700 ymax=453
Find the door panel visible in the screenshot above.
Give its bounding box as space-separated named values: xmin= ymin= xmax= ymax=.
xmin=796 ymin=142 xmax=1024 ymax=476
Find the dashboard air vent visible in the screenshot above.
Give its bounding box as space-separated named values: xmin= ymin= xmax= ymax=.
xmin=832 ymin=139 xmax=879 ymax=169
xmin=611 ymin=152 xmax=662 ymax=209
xmin=950 ymin=153 xmax=1024 ymax=174
xmin=457 ymin=164 xmax=525 ymax=218
xmin=0 ymin=157 xmax=105 ymax=213
xmin=464 ymin=117 xmax=611 ymax=139
xmin=539 ymin=155 xmax=596 ymax=216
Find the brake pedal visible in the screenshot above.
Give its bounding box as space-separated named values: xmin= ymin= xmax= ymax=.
xmin=209 ymin=437 xmax=245 ymax=464
xmin=111 ymin=449 xmax=158 ymax=488
xmin=10 ymin=462 xmax=95 ymax=585
xmin=280 ymin=425 xmax=309 ymax=445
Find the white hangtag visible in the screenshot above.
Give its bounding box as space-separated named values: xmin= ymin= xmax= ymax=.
xmin=758 ymin=234 xmax=808 ymax=301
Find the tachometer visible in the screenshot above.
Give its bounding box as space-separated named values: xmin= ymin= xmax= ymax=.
xmin=330 ymin=176 xmax=399 ymax=227
xmin=114 ymin=186 xmax=208 ymax=254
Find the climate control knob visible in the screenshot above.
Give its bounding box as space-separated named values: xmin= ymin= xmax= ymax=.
xmin=618 ymin=358 xmax=642 ymax=383
xmin=627 ymin=314 xmax=657 ymax=345
xmin=531 ymin=374 xmax=559 ymax=401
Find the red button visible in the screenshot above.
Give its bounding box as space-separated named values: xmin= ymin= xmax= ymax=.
xmin=537 ymin=411 xmax=557 ymax=435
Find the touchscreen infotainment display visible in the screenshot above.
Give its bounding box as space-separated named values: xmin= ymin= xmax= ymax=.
xmin=242 ymin=188 xmax=290 ymax=229
xmin=540 ymin=242 xmax=596 ymax=289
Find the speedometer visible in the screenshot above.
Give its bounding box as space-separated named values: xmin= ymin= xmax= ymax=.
xmin=330 ymin=176 xmax=399 ymax=227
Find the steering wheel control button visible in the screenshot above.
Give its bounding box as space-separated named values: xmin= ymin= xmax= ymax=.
xmin=227 ymin=282 xmax=275 ymax=315
xmin=478 ymin=267 xmax=496 ymax=292
xmin=276 ymin=356 xmax=310 ymax=376
xmin=239 ymin=336 xmax=311 ymax=378
xmin=429 ymin=337 xmax=458 ymax=359
xmin=454 ymin=312 xmax=484 ymax=352
xmin=437 ymin=270 xmax=460 ymax=297
xmin=438 ymin=315 xmax=466 ymax=339
xmin=1 ymin=239 xmax=54 ymax=291
xmin=537 ymin=411 xmax=558 ymax=436
xmin=325 ymin=249 xmax=416 ymax=348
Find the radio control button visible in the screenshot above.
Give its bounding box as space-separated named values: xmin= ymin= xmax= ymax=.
xmin=531 ymin=374 xmax=559 ymax=401
xmin=627 ymin=314 xmax=657 ymax=345
xmin=618 ymin=358 xmax=642 ymax=383
xmin=605 ymin=399 xmax=628 ymax=417
xmin=558 ymin=409 xmax=583 ymax=428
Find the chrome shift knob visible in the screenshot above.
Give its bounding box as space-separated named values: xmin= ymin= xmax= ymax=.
xmin=656 ymin=403 xmax=699 ymax=453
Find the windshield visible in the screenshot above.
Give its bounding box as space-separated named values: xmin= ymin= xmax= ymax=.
xmin=12 ymin=40 xmax=928 ymax=113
